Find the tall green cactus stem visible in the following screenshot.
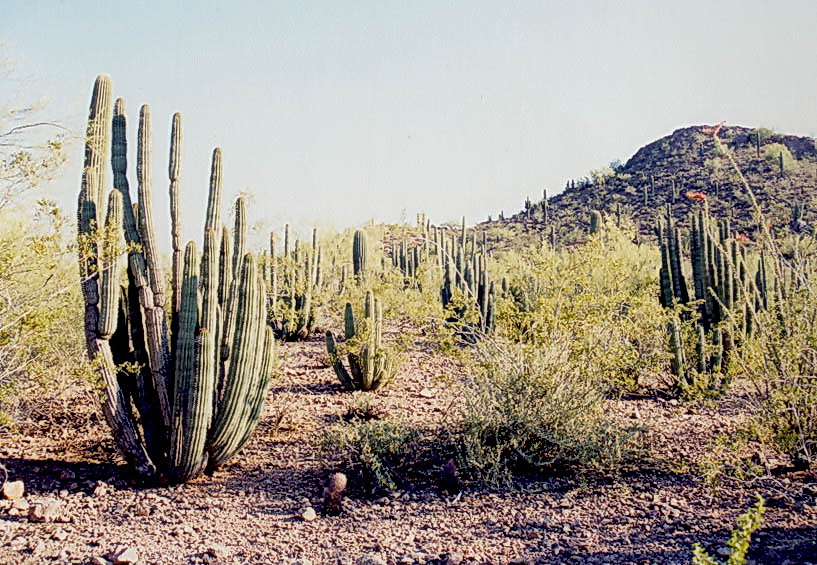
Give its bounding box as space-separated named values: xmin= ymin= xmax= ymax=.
xmin=137 ymin=105 xmax=166 ymax=309
xmin=353 ymin=229 xmax=367 ymax=282
xmin=98 ymin=190 xmax=124 ymax=339
xmin=84 ymin=74 xmax=113 ymax=222
xmin=77 ymin=75 xmax=273 ymax=484
xmin=169 ymin=113 xmax=183 ymax=326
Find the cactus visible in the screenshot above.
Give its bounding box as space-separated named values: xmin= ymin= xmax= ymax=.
xmin=439 ymin=226 xmax=496 ymax=342
xmin=352 ymin=229 xmax=367 ymax=282
xmin=657 ymin=203 xmax=765 ymax=393
xmin=268 ymin=226 xmax=320 ymax=341
xmin=326 ymin=291 xmax=395 ymax=391
xmin=589 ymin=210 xmax=603 ymax=235
xmin=77 ymin=75 xmax=274 ymax=484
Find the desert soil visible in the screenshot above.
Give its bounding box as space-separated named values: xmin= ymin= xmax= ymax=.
xmin=1 ymin=327 xmax=816 ymax=565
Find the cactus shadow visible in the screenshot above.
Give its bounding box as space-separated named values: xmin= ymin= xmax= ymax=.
xmin=0 ymin=456 xmax=124 ymax=496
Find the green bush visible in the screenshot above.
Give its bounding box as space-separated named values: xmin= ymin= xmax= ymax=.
xmin=495 ymin=226 xmax=667 ymax=392
xmin=455 ymin=340 xmax=639 ymax=486
xmin=321 ymin=416 xmax=420 ymax=491
xmin=0 ymin=201 xmax=85 ymax=425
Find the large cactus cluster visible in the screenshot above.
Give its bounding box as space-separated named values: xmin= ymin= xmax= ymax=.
xmin=657 ymin=203 xmax=768 ymax=390
xmin=325 ymin=291 xmax=395 ymax=391
xmin=439 ymin=218 xmax=496 ymax=341
xmin=266 ymin=225 xmax=321 ymax=341
xmin=77 ymin=75 xmax=274 ymax=483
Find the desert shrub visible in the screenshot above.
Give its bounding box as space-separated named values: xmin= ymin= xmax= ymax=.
xmin=321 ymin=416 xmax=420 ymax=491
xmin=495 ymin=226 xmax=667 ymax=392
xmin=455 ymin=339 xmax=639 ymax=486
xmin=0 ymin=201 xmax=85 ymax=425
xmin=735 ymin=273 xmax=817 ymax=468
xmin=763 ymin=142 xmax=797 ymax=172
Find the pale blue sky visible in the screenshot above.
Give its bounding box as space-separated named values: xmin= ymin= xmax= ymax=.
xmin=3 ymin=1 xmax=816 ymax=243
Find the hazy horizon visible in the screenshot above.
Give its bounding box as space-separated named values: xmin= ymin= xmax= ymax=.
xmin=3 ymin=0 xmax=816 ymax=244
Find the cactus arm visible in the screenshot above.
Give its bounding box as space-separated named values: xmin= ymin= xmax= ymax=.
xmin=326 ymin=331 xmax=355 ymax=390
xmin=169 ymin=241 xmax=200 ymax=478
xmin=98 ymin=190 xmax=124 ymax=339
xmin=204 ymin=148 xmax=223 ymax=232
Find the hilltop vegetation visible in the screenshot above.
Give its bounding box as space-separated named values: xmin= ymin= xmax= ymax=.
xmin=487 ymin=125 xmax=817 ymax=246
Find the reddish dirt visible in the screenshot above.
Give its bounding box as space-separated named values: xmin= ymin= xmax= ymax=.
xmin=1 ymin=329 xmax=815 ymax=564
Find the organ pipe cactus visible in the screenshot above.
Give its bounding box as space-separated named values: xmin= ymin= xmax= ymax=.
xmin=656 ymin=202 xmax=765 ymax=392
xmin=325 ymin=291 xmax=395 ymax=391
xmin=77 ymin=75 xmax=274 ymax=484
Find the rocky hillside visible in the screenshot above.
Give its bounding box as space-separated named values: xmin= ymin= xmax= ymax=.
xmin=487 ymin=125 xmax=817 ymax=243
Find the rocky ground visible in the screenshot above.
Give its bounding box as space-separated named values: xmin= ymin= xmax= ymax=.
xmin=1 ymin=329 xmax=816 ymax=564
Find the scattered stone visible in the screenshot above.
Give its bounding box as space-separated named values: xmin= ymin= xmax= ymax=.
xmin=357 ymin=554 xmax=387 ymax=565
xmin=52 ymin=529 xmax=69 ymax=541
xmin=12 ymin=498 xmax=30 ymax=511
xmin=443 ymin=551 xmax=464 ymax=565
xmin=109 ymin=545 xmax=139 ymax=564
xmin=508 ymin=558 xmax=534 ymax=565
xmin=28 ymin=499 xmax=61 ymax=523
xmin=418 ymin=388 xmax=435 ymax=398
xmin=2 ymin=480 xmax=24 ymax=500
xmin=301 ymin=507 xmax=317 ymax=522
xmin=207 ymin=543 xmax=230 ymax=559
xmin=90 ymin=557 xmax=111 ymax=565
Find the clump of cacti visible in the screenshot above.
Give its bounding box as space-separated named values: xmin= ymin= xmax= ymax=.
xmin=267 ymin=225 xmax=320 ymax=341
xmin=325 ymin=291 xmax=396 ymax=391
xmin=77 ymin=75 xmax=274 ymax=484
xmin=439 ymin=218 xmax=495 ymax=342
xmin=656 ymin=202 xmax=766 ymax=393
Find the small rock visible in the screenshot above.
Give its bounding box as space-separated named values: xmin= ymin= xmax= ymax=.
xmin=90 ymin=557 xmax=111 ymax=565
xmin=508 ymin=558 xmax=534 ymax=565
xmin=357 ymin=554 xmax=387 ymax=565
xmin=717 ymin=547 xmax=731 ymax=558
xmin=52 ymin=529 xmax=69 ymax=541
xmin=12 ymin=498 xmax=30 ymax=511
xmin=418 ymin=388 xmax=435 ymax=398
xmin=207 ymin=543 xmax=230 ymax=559
xmin=28 ymin=499 xmax=61 ymax=523
xmin=301 ymin=507 xmax=317 ymax=522
xmin=2 ymin=480 xmax=25 ymax=500
xmin=443 ymin=552 xmax=464 ymax=565
xmin=109 ymin=546 xmax=139 ymax=564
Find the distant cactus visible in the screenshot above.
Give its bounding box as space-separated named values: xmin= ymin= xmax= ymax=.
xmin=353 ymin=229 xmax=367 ymax=282
xmin=326 ymin=291 xmax=396 ymax=391
xmin=589 ymin=210 xmax=603 ymax=235
xmin=77 ymin=75 xmax=274 ymax=484
xmin=268 ymin=226 xmax=320 ymax=341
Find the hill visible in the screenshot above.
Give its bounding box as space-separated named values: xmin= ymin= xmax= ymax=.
xmin=485 ymin=125 xmax=817 ymax=244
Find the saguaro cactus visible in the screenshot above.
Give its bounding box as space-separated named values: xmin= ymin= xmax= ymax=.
xmin=77 ymin=75 xmax=274 ymax=484
xmin=353 ymin=229 xmax=367 ymax=282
